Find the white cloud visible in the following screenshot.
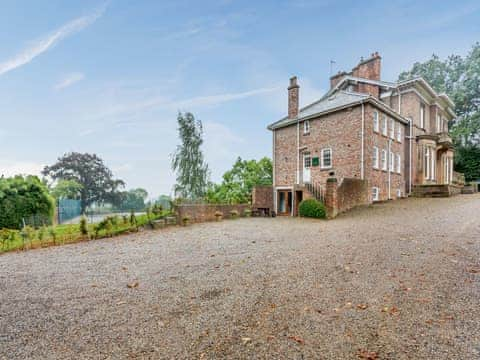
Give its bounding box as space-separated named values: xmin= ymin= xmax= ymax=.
xmin=88 ymin=85 xmax=280 ymax=123
xmin=0 ymin=3 xmax=107 ymax=77
xmin=0 ymin=161 xmax=44 ymax=177
xmin=54 ymin=72 xmax=85 ymax=90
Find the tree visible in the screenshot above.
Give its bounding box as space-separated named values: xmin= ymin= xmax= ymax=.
xmin=454 ymin=145 xmax=480 ymax=182
xmin=0 ymin=175 xmax=55 ymax=229
xmin=398 ymin=43 xmax=480 ymax=180
xmin=206 ymin=157 xmax=273 ymax=204
xmin=42 ymin=152 xmax=125 ymax=213
xmin=398 ymin=43 xmax=480 ymax=145
xmin=116 ymin=188 xmax=148 ymax=211
xmin=171 ymin=112 xmax=209 ymax=200
xmin=50 ymin=179 xmax=83 ymax=200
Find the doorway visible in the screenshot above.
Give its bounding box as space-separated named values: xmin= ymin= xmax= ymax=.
xmin=303 ymin=153 xmax=311 ymax=183
xmin=277 ymin=190 xmax=292 ymax=215
xmin=295 ymin=190 xmax=303 ymax=216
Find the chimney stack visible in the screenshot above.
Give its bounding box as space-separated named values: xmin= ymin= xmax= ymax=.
xmin=288 ymin=76 xmax=299 ymax=119
xmin=352 ymin=52 xmax=381 ymax=81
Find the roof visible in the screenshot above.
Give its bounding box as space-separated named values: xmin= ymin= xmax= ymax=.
xmin=268 ymin=90 xmax=409 ymax=130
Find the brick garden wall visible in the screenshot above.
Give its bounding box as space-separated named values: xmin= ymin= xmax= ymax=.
xmin=252 ymin=186 xmax=273 ymax=210
xmin=325 ymin=178 xmax=369 ymax=218
xmin=175 ymin=204 xmax=251 ymax=223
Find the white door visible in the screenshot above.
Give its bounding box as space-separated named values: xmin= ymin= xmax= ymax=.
xmin=303 ymin=153 xmax=311 ymax=183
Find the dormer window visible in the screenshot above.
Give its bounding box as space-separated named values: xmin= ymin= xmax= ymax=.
xmin=303 ymin=120 xmax=310 ymax=134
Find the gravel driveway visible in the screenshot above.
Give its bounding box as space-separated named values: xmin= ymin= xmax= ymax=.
xmin=1 ymin=195 xmax=480 ymax=359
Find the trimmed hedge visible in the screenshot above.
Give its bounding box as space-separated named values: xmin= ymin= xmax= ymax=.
xmin=0 ymin=176 xmax=55 ymax=229
xmin=298 ymin=198 xmax=326 ymax=219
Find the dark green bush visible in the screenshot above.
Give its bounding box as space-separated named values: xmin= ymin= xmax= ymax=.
xmin=0 ymin=176 xmax=55 ymax=229
xmin=298 ymin=199 xmax=326 ymax=219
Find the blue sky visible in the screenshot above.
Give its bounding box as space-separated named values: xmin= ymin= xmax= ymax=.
xmin=1 ymin=0 xmax=479 ymax=197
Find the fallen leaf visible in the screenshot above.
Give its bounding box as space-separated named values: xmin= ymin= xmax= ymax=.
xmin=127 ymin=281 xmax=139 ymax=288
xmin=116 ymin=301 xmax=126 ymax=305
xmin=357 ymin=304 xmax=368 ymax=310
xmin=241 ymin=337 xmax=251 ymax=344
xmin=357 ymin=348 xmax=378 ymax=359
xmin=467 ymin=268 xmax=480 ymax=274
xmin=288 ymin=335 xmax=305 ymax=345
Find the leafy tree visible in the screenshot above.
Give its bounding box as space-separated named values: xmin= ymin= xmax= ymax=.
xmin=116 ymin=188 xmax=148 ymax=211
xmin=42 ymin=152 xmax=125 ymax=213
xmin=206 ymin=157 xmax=272 ymax=204
xmin=171 ymin=112 xmax=209 ymax=200
xmin=399 ymin=43 xmax=480 ymax=180
xmin=398 ymin=43 xmax=480 ymax=145
xmin=454 ymin=145 xmax=480 ymax=182
xmin=50 ymin=179 xmax=83 ymax=200
xmin=0 ymin=175 xmax=55 ymax=229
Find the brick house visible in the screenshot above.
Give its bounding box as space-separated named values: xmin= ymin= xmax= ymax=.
xmin=268 ymin=53 xmax=456 ymax=216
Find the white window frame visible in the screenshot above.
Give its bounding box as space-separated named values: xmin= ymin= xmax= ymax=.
xmin=396 ymin=124 xmax=402 ymax=142
xmin=389 ymin=118 xmax=395 ymax=139
xmin=373 ymin=111 xmax=379 ymax=133
xmin=303 ymin=120 xmax=310 ymax=134
xmin=373 ymin=146 xmax=379 ymax=169
xmin=424 ymin=146 xmax=430 ymax=180
xmin=381 ymin=149 xmax=387 ymax=171
xmin=430 ymin=148 xmax=435 ymax=180
xmin=320 ymin=148 xmax=332 ymax=169
xmin=372 ymin=187 xmax=379 ymax=201
xmin=389 ymin=151 xmax=394 ymax=172
xmin=381 ymin=115 xmax=387 ymax=136
xmin=396 ymin=153 xmax=401 ymax=174
xmin=420 ymin=104 xmax=425 ymax=129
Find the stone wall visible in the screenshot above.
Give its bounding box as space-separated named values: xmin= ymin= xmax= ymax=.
xmin=175 ymin=204 xmax=251 ymax=224
xmin=325 ymin=177 xmax=369 ymax=218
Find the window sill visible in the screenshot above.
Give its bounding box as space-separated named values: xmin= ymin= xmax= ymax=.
xmin=320 ymin=166 xmax=332 ymax=171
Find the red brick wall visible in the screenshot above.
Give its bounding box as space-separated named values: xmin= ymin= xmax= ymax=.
xmin=363 ymin=104 xmax=406 ymax=201
xmin=274 ymin=103 xmax=407 ymax=202
xmin=175 ymin=204 xmax=251 ymax=223
xmin=274 ymin=125 xmax=297 ymax=186
xmin=252 ymin=186 xmax=273 ymax=210
xmin=325 ymin=178 xmax=369 ymax=218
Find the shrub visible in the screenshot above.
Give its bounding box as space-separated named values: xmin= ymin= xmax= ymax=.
xmin=79 ymin=216 xmax=89 ymax=236
xmin=230 ymin=210 xmax=239 ymax=219
xmin=37 ymin=226 xmax=46 ymax=246
xmin=182 ymin=216 xmax=190 ymax=226
xmin=244 ymin=209 xmax=252 ymax=217
xmin=0 ymin=175 xmax=55 ymax=229
xmin=48 ymin=227 xmax=57 ymax=245
xmin=298 ymin=199 xmax=326 ymax=219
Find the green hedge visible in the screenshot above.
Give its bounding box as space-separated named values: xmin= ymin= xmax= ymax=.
xmin=0 ymin=176 xmax=55 ymax=229
xmin=298 ymin=198 xmax=326 ymax=219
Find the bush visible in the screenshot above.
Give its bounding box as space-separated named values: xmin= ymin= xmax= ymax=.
xmin=298 ymin=199 xmax=326 ymax=219
xmin=79 ymin=216 xmax=89 ymax=236
xmin=230 ymin=210 xmax=239 ymax=219
xmin=244 ymin=209 xmax=252 ymax=217
xmin=0 ymin=176 xmax=55 ymax=229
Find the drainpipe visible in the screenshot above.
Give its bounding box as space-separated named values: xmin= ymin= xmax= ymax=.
xmin=361 ymin=103 xmax=365 ymax=180
xmin=409 ymin=119 xmax=413 ymax=194
xmin=388 ymin=138 xmax=392 ymax=199
xmin=272 ymin=130 xmax=276 ymax=213
xmin=296 ymin=120 xmax=299 ymax=185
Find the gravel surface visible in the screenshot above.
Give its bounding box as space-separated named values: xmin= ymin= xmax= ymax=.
xmin=1 ymin=194 xmax=480 ymax=359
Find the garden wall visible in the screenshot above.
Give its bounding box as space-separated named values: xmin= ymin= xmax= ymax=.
xmin=252 ymin=186 xmax=273 ymax=210
xmin=175 ymin=204 xmax=251 ymax=223
xmin=325 ymin=178 xmax=369 ymax=218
